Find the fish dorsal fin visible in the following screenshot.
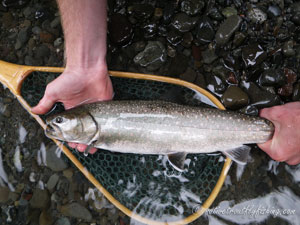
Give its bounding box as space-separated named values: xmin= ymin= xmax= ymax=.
xmin=167 ymin=152 xmax=187 ymax=172
xmin=223 ymin=145 xmax=251 ymax=165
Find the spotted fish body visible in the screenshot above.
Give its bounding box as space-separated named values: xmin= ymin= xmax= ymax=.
xmin=45 ymin=100 xmax=274 ymax=167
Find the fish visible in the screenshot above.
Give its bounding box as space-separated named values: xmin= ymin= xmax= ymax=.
xmin=45 ymin=100 xmax=274 ymax=171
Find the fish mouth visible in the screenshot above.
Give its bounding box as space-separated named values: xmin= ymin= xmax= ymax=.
xmin=45 ymin=123 xmax=61 ymax=139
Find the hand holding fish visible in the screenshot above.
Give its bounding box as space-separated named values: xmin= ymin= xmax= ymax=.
xmin=258 ymin=102 xmax=300 ymax=165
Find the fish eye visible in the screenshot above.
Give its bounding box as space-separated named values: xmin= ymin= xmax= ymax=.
xmin=55 ymin=117 xmax=63 ymax=124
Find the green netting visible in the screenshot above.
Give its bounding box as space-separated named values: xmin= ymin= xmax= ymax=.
xmin=21 ymin=71 xmax=225 ymax=222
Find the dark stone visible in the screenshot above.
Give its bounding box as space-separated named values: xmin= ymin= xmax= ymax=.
xmin=240 ymin=81 xmax=282 ymax=109
xmin=239 ymin=105 xmax=259 ymax=116
xmin=182 ymin=32 xmax=193 ymax=48
xmin=180 ymin=67 xmax=197 ymax=83
xmin=202 ymin=48 xmax=218 ymax=64
xmin=166 ymin=29 xmax=182 ymax=46
xmin=168 ymin=54 xmax=189 ymax=77
xmin=181 ymin=0 xmax=205 ymax=16
xmin=233 ymin=32 xmax=246 ymax=47
xmin=195 ymin=16 xmax=215 ymax=44
xmin=2 ymin=0 xmax=29 ymax=9
xmin=171 ymin=13 xmax=198 ymax=33
xmin=128 ymin=4 xmax=154 ymax=21
xmin=162 ymin=1 xmax=177 ymax=24
xmin=109 ymin=14 xmax=133 ymax=46
xmin=259 ymin=69 xmax=286 ymax=87
xmin=30 ymin=189 xmax=50 ymax=209
xmin=282 ymin=40 xmax=295 ymax=57
xmin=141 ymin=22 xmax=157 ymax=39
xmin=221 ymin=86 xmax=249 ymax=110
xmin=242 ymin=44 xmax=267 ymax=68
xmin=208 ymin=7 xmax=223 ymax=21
xmin=215 ymin=15 xmax=242 ymax=45
xmin=206 ymin=74 xmax=227 ymax=95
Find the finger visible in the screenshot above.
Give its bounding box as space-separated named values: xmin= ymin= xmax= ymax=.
xmin=88 ymin=147 xmax=98 ymax=154
xmin=286 ymin=157 xmax=300 ymax=165
xmin=68 ymin=143 xmax=78 ymax=148
xmin=31 ymin=95 xmax=56 ymax=114
xmin=77 ymin=144 xmax=87 ymax=152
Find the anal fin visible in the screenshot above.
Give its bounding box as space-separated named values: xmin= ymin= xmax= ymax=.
xmin=167 ymin=152 xmax=187 ymax=172
xmin=223 ymin=145 xmax=251 ymax=165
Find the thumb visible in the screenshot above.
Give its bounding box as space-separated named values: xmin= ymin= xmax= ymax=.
xmin=31 ymin=95 xmax=56 ymax=115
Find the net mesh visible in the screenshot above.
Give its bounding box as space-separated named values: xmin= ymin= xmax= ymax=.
xmin=21 ymin=71 xmax=225 ymax=222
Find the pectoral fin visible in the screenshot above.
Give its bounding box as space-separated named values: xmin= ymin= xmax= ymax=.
xmin=167 ymin=152 xmax=187 ymax=172
xmin=223 ymin=145 xmax=251 ymax=165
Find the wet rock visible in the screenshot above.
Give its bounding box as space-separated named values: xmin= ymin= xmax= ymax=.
xmin=39 ymin=31 xmax=54 ymax=43
xmin=221 ymin=86 xmax=249 ymax=110
xmin=277 ymin=68 xmax=297 ymax=97
xmin=180 ymin=0 xmax=204 ymax=16
xmin=215 ymin=15 xmax=242 ymax=45
xmin=239 ymin=105 xmax=259 ymax=116
xmin=206 ymin=74 xmax=227 ymax=95
xmin=109 ymin=14 xmax=133 ymax=46
xmin=168 ymin=54 xmax=189 ymax=77
xmin=46 ymin=145 xmax=68 ymax=172
xmin=2 ymin=12 xmax=14 ymax=28
xmin=222 ymin=7 xmax=237 ymax=18
xmin=63 ymin=168 xmax=73 ymax=180
xmin=247 ymin=7 xmax=267 ymax=24
xmin=0 ymin=186 xmax=10 ymax=203
xmin=182 ymin=32 xmax=193 ymax=48
xmin=59 ymin=202 xmax=92 ymax=221
xmin=166 ymin=29 xmax=182 ymax=46
xmin=267 ymin=5 xmax=281 ymax=18
xmin=54 ymin=37 xmax=63 ymax=47
xmin=202 ymin=47 xmax=218 ymax=64
xmin=47 ymin=174 xmax=59 ymax=192
xmin=154 ymin=8 xmax=163 ymax=21
xmin=30 ymin=188 xmax=50 ymax=209
xmin=208 ymin=7 xmax=223 ymax=21
xmin=259 ymin=69 xmax=286 ymax=87
xmin=240 ymin=81 xmax=282 ymax=108
xmin=242 ymin=44 xmax=267 ymax=68
xmin=194 ymin=72 xmax=206 ymax=89
xmin=32 ymin=26 xmax=42 ymax=35
xmin=233 ymin=32 xmax=246 ymax=47
xmin=167 ymin=45 xmax=176 ymax=57
xmin=39 ymin=209 xmax=54 ymax=225
xmin=180 ymin=67 xmax=197 ymax=83
xmin=282 ymin=40 xmax=295 ymax=57
xmin=50 ymin=16 xmax=61 ymax=29
xmin=141 ymin=22 xmax=157 ymax=39
xmin=128 ymin=4 xmax=154 ymax=21
xmin=195 ymin=16 xmax=215 ymax=44
xmin=292 ymin=83 xmax=300 ymax=101
xmin=162 ymin=1 xmax=177 ymax=24
xmin=35 ymin=45 xmax=50 ymax=59
xmin=171 ymin=13 xmax=198 ymax=33
xmin=55 ymin=217 xmax=71 ymax=225
xmin=134 ymin=41 xmax=167 ymax=71
xmin=15 ymin=27 xmax=30 ymax=50
xmin=3 ymin=0 xmax=29 ymax=8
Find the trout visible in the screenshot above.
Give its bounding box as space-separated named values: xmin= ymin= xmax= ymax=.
xmin=45 ymin=100 xmax=274 ymax=171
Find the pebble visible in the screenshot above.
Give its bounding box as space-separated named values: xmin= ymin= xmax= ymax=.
xmin=171 ymin=13 xmax=198 ymax=32
xmin=242 ymin=44 xmax=267 ymax=68
xmin=206 ymin=74 xmax=227 ymax=95
xmin=247 ymin=7 xmax=267 ymax=24
xmin=208 ymin=7 xmax=223 ymax=21
xmin=32 ymin=26 xmax=42 ymax=35
xmin=233 ymin=32 xmax=246 ymax=47
xmin=55 ymin=217 xmax=71 ymax=225
xmin=50 ymin=16 xmax=61 ymax=28
xmin=168 ymin=54 xmax=189 ymax=77
xmin=180 ymin=67 xmax=197 ymax=83
xmin=2 ymin=12 xmax=14 ymax=28
xmin=54 ymin=37 xmax=63 ymax=47
xmin=166 ymin=29 xmax=182 ymax=46
xmin=127 ymin=4 xmax=154 ymax=20
xmin=182 ymin=32 xmax=193 ymax=48
xmin=15 ymin=27 xmax=30 ymax=50
xmin=59 ymin=202 xmax=92 ymax=221
xmin=167 ymin=45 xmax=176 ymax=58
xmin=142 ymin=22 xmax=157 ymax=39
xmin=215 ymin=15 xmax=242 ymax=45
xmin=134 ymin=41 xmax=167 ymax=71
xmin=0 ymin=186 xmax=10 ymax=203
xmin=39 ymin=209 xmax=54 ymax=225
xmin=221 ymin=86 xmax=249 ymax=110
xmin=180 ymin=0 xmax=205 ymax=16
xmin=240 ymin=81 xmax=282 ymax=108
xmin=195 ymin=16 xmax=215 ymax=44
xmin=283 ymin=40 xmax=295 ymax=57
xmin=47 ymin=174 xmax=60 ymax=192
xmin=45 ymin=145 xmax=69 ymax=172
xmin=222 ymin=7 xmax=237 ymax=18
xmin=239 ymin=105 xmax=259 ymax=116
xmin=202 ymin=48 xmax=218 ymax=64
xmin=108 ymin=13 xmax=133 ymax=46
xmin=259 ymin=69 xmax=286 ymax=87
xmin=39 ymin=31 xmax=55 ymax=43
xmin=153 ymin=8 xmax=163 ymax=21
xmin=35 ymin=44 xmax=50 ymax=59
xmin=30 ymin=188 xmax=50 ymax=209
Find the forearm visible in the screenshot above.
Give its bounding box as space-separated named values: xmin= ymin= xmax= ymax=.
xmin=57 ymin=0 xmax=107 ymax=71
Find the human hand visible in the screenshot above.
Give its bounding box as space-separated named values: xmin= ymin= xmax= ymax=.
xmin=32 ymin=65 xmax=114 ymax=154
xmin=258 ymin=102 xmax=300 ymax=165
